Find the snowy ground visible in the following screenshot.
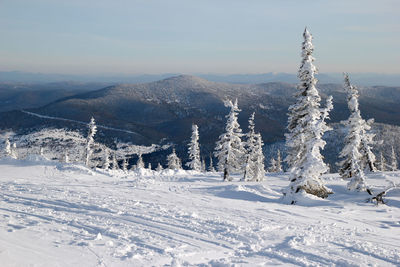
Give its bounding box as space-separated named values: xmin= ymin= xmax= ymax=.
xmin=0 ymin=158 xmax=400 ymax=266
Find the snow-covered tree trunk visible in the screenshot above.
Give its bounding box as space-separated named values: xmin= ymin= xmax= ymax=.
xmin=186 ymin=124 xmax=201 ymax=171
xmin=214 ymin=99 xmax=245 ymax=181
xmin=167 ymin=148 xmax=182 ymax=170
xmin=85 ymin=117 xmax=97 ymax=167
xmin=390 ymin=146 xmax=397 ymax=171
xmin=284 ymin=28 xmax=333 ymax=203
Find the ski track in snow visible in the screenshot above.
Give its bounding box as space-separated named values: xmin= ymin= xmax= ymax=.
xmin=21 ymin=110 xmax=143 ymax=137
xmin=0 ymin=159 xmax=400 ymax=266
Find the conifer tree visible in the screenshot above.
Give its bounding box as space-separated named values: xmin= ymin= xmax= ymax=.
xmin=112 ymin=152 xmax=118 ymax=170
xmin=379 ymin=151 xmax=386 ymax=172
xmin=208 ymin=153 xmax=216 ymax=172
xmin=122 ymin=157 xmax=128 ymax=172
xmin=186 ymin=124 xmax=201 ymax=171
xmin=390 ymin=146 xmax=397 ymax=171
xmin=167 ymin=148 xmax=182 ymax=170
xmin=136 ymin=153 xmax=145 ymax=169
xmin=201 ymin=157 xmax=206 ymax=172
xmin=147 ymin=163 xmax=152 ymax=170
xmin=64 ymin=151 xmax=70 ymax=163
xmin=156 ymin=163 xmax=163 ymax=172
xmin=284 ymin=28 xmax=333 ymax=202
xmin=269 ymin=158 xmax=277 ymax=172
xmin=85 ymin=117 xmax=97 ymax=167
xmin=243 ymin=113 xmax=265 ymax=181
xmin=4 ymin=138 xmax=13 ymax=158
xmin=337 ymin=74 xmax=368 ymax=191
xmin=276 ymin=149 xmax=283 ymax=172
xmin=11 ymin=143 xmax=18 ymax=159
xmin=214 ymin=99 xmax=245 ymax=181
xmin=103 ymin=149 xmax=110 ymax=169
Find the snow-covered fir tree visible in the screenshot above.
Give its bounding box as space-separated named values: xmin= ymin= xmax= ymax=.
xmin=39 ymin=147 xmax=44 ymax=157
xmin=208 ymin=154 xmax=215 ymax=172
xmin=269 ymin=158 xmax=277 ymax=172
xmin=147 ymin=163 xmax=152 ymax=170
xmin=186 ymin=124 xmax=201 ymax=171
xmin=201 ymin=157 xmax=206 ymax=172
xmin=85 ymin=117 xmax=97 ymax=167
xmin=243 ymin=113 xmax=265 ymax=181
xmin=337 ymin=74 xmax=368 ymax=191
xmin=64 ymin=151 xmax=70 ymax=163
xmin=136 ymin=153 xmax=145 ymax=169
xmin=11 ymin=143 xmax=18 ymax=159
xmin=379 ymin=151 xmax=386 ymax=172
xmin=4 ymin=138 xmax=13 ymax=158
xmin=390 ymin=146 xmax=397 ymax=171
xmin=167 ymin=148 xmax=182 ymax=170
xmin=122 ymin=158 xmax=128 ymax=172
xmin=156 ymin=163 xmax=163 ymax=172
xmin=214 ymin=99 xmax=245 ymax=181
xmin=112 ymin=152 xmax=118 ymax=170
xmin=276 ymin=149 xmax=283 ymax=172
xmin=284 ymin=28 xmax=333 ymax=202
xmin=103 ymin=149 xmax=110 ymax=169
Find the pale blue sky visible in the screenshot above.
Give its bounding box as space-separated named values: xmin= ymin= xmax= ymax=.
xmin=0 ymin=0 xmax=399 ymax=75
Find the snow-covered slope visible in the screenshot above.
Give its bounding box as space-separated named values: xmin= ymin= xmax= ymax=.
xmin=0 ymin=158 xmax=399 ymax=266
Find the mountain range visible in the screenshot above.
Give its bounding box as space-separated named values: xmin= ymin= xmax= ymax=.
xmin=2 ymin=71 xmax=400 ymax=86
xmin=0 ymin=75 xmax=399 ymax=170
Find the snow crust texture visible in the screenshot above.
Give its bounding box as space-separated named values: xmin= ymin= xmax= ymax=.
xmin=0 ymin=159 xmax=400 ymax=266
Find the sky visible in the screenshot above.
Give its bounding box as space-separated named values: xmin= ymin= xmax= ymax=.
xmin=0 ymin=0 xmax=399 ymax=75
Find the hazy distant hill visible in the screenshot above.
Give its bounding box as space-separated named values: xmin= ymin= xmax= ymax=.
xmin=0 ymin=75 xmax=399 ymax=168
xmin=0 ymin=82 xmax=110 ymax=112
xmin=2 ymin=71 xmax=400 ymax=86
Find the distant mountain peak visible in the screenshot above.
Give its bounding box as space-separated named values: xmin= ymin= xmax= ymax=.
xmin=159 ymin=74 xmax=213 ymax=85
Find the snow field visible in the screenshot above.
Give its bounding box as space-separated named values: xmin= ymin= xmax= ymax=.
xmin=0 ymin=158 xmax=400 ymax=266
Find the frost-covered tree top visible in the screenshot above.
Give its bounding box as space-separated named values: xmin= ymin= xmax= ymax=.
xmin=284 ymin=28 xmax=333 ymax=202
